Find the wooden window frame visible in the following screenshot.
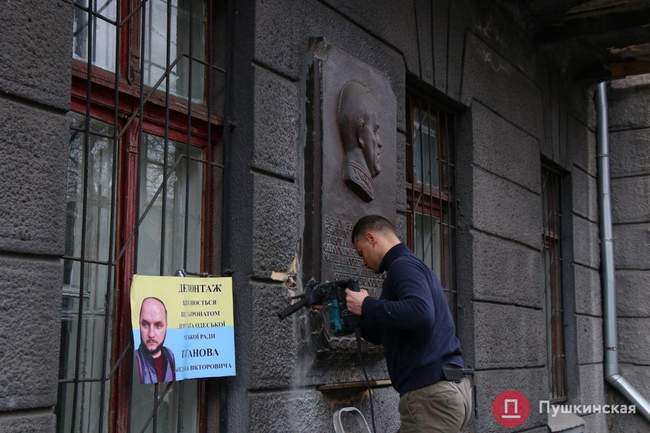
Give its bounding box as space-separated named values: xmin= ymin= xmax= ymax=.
xmin=62 ymin=1 xmax=224 ymax=432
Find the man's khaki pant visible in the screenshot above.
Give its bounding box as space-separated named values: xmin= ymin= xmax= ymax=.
xmin=398 ymin=377 xmax=473 ymax=433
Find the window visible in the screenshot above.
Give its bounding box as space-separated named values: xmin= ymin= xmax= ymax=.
xmin=406 ymin=93 xmax=456 ymax=315
xmin=58 ymin=1 xmax=227 ymax=433
xmin=73 ymin=0 xmax=117 ymax=72
xmin=542 ymin=164 xmax=567 ymax=402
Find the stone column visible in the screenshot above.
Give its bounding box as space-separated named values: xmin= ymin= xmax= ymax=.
xmin=0 ymin=1 xmax=72 ymax=432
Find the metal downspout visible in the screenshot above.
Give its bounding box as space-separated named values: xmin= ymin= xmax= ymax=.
xmin=596 ymin=81 xmax=650 ymax=422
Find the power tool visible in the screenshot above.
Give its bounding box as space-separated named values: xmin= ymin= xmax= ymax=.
xmin=279 ymin=278 xmax=377 ymax=432
xmin=277 ymin=278 xmax=361 ymax=336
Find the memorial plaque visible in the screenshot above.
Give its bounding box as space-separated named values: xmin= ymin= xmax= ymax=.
xmin=304 ymin=39 xmax=397 ymax=352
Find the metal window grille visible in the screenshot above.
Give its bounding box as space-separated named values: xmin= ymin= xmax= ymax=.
xmin=542 ymin=165 xmax=567 ymax=402
xmin=405 ymin=93 xmax=457 ymax=321
xmin=57 ymin=1 xmax=232 ymax=432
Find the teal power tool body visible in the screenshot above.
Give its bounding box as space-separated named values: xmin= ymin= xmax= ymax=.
xmin=277 ymin=278 xmax=361 ymax=336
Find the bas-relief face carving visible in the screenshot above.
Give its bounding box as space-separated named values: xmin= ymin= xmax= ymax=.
xmin=337 ymin=80 xmax=383 ymax=202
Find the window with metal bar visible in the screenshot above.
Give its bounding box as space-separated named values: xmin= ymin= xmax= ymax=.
xmin=542 ymin=164 xmax=567 ymax=402
xmin=406 ymin=93 xmax=456 ymax=319
xmin=58 ymin=1 xmax=228 ymax=432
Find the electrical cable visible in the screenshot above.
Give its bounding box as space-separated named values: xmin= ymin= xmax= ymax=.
xmin=355 ymin=328 xmax=378 ymax=433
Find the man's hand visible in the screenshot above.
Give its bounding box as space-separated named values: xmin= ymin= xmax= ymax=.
xmin=345 ymin=288 xmax=369 ymax=316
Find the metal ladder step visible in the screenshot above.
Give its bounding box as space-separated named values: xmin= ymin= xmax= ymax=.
xmin=332 ymin=407 xmax=372 ymax=433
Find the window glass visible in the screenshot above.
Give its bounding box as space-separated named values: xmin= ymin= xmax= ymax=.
xmin=65 ymin=114 xmax=116 ymax=263
xmin=59 ymin=113 xmax=116 ymax=433
xmin=71 ymin=0 xmax=207 ymax=104
xmin=129 ymin=377 xmax=198 ymax=433
xmin=72 ymin=0 xmax=117 ymax=72
xmin=412 ymin=109 xmax=439 ymax=188
xmin=414 ymin=213 xmax=441 ymax=278
xmin=130 ymin=134 xmax=204 ymax=433
xmin=136 ymin=134 xmax=204 ymax=276
xmin=143 ymin=0 xmax=206 ymax=102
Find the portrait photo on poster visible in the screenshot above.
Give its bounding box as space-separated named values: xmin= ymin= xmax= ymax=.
xmin=130 ymin=275 xmax=236 ymax=384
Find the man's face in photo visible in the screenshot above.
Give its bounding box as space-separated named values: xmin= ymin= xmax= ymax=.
xmin=139 ymin=298 xmax=168 ymax=358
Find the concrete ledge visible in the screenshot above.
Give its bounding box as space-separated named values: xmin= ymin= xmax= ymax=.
xmin=548 ymin=412 xmax=585 ymax=433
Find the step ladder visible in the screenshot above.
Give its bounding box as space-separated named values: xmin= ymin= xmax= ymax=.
xmin=332 ymin=407 xmax=372 ymax=433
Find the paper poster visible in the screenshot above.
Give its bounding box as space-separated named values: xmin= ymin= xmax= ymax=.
xmin=130 ymin=275 xmax=236 ymax=384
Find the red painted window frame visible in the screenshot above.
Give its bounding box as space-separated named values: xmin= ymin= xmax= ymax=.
xmin=68 ymin=1 xmax=223 ymax=431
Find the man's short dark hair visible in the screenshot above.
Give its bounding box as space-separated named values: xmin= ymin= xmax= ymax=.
xmin=351 ymin=215 xmax=397 ymax=243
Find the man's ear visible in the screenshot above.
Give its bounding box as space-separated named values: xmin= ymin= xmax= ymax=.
xmin=365 ymin=231 xmax=376 ymax=245
xmin=357 ymin=134 xmax=366 ymax=150
xmin=356 ymin=117 xmax=367 ymax=150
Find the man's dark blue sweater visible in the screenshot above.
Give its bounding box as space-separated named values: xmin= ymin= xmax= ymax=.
xmin=360 ymin=243 xmax=464 ymax=396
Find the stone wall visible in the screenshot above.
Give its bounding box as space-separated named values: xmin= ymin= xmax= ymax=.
xmin=607 ymin=75 xmax=650 ymax=433
xmin=225 ymin=1 xmax=606 ymax=432
xmin=0 ymin=1 xmax=618 ymax=432
xmin=0 ymin=1 xmax=72 ymax=433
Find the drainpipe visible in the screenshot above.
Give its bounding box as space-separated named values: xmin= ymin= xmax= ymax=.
xmin=596 ymin=81 xmax=650 ymax=422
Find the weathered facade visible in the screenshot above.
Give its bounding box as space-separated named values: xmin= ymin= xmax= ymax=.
xmin=1 ymin=1 xmax=649 ymax=433
xmin=607 ymin=77 xmax=650 ymax=433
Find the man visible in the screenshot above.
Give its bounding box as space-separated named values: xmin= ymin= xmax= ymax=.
xmin=135 ymin=297 xmax=176 ymax=384
xmin=346 ymin=215 xmax=472 ymax=433
xmin=337 ymin=80 xmax=383 ymax=202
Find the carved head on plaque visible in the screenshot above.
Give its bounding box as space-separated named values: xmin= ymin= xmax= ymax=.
xmin=336 ymin=80 xmax=383 ymax=202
